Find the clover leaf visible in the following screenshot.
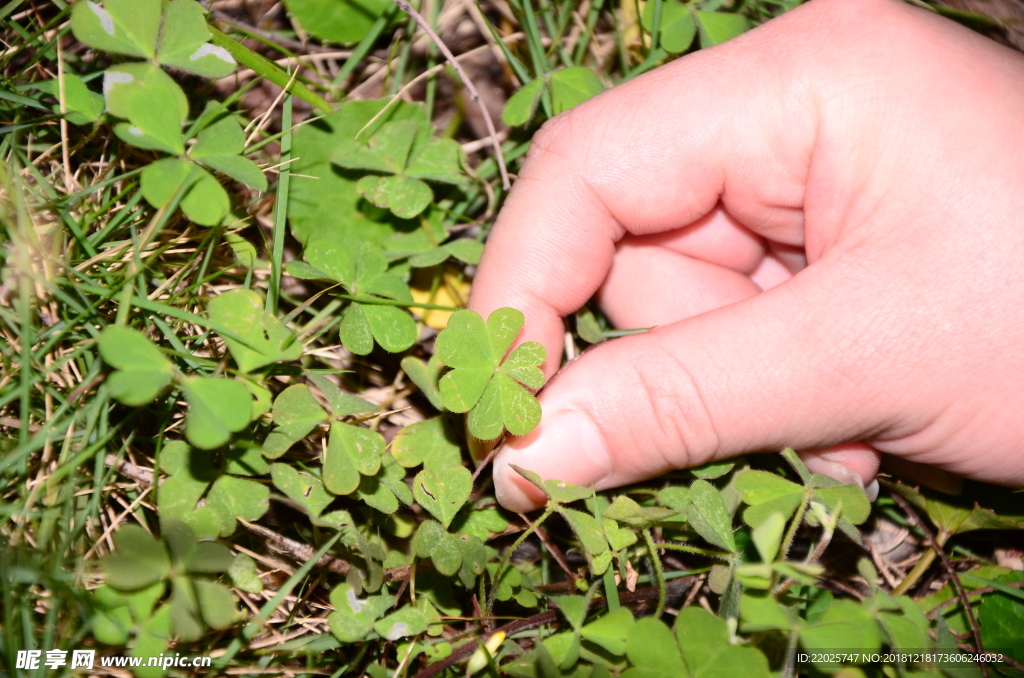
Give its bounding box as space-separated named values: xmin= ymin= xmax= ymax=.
xmin=157 ymin=441 xmax=269 ymax=538
xmin=292 ymin=238 xmax=418 ymax=355
xmin=209 ymin=289 xmax=300 ymax=373
xmin=333 ymin=118 xmax=467 ymax=219
xmin=328 ymin=583 xmax=395 ymax=643
xmin=98 ymin=326 xmax=175 ymax=406
xmin=323 ymin=421 xmax=385 ymax=495
xmin=502 ymin=67 xmax=605 ymax=127
xmin=140 ymin=158 xmax=229 ymax=226
xmin=391 ymin=417 xmax=461 ymax=472
xmin=407 ymin=238 xmax=483 ymax=269
xmin=101 ymin=520 xmax=240 ymax=644
xmin=179 ymin=376 xmax=252 ymax=449
xmin=413 ymin=464 xmax=472 ymax=529
xmin=695 ymin=10 xmax=748 ymax=48
xmin=641 ymin=0 xmax=696 ymax=54
xmin=188 ymin=115 xmax=268 ymax=191
xmin=734 ymin=450 xmax=871 ymax=543
xmin=40 ymin=74 xmax=104 ymax=125
xmin=434 ymin=308 xmax=546 ymax=440
xmin=400 ymin=354 xmax=445 ymax=410
xmin=72 ymin=0 xmax=236 ymax=77
xmin=263 ymin=381 xmax=377 ymax=458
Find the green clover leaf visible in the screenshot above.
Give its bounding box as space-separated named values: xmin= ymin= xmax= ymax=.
xmin=98 ymin=326 xmax=175 ymax=406
xmin=299 ymin=238 xmax=418 ymax=355
xmin=188 ymin=115 xmax=267 ymax=191
xmin=333 ymin=118 xmax=467 ymax=219
xmin=71 ymin=0 xmax=235 ymax=76
xmin=641 ymin=0 xmax=696 ymax=54
xmin=208 ymin=289 xmax=300 ymax=373
xmin=157 ymin=441 xmax=269 ymax=538
xmin=179 ymin=376 xmax=253 ymax=449
xmin=435 ymin=308 xmax=546 ymax=440
xmin=734 ymin=450 xmax=871 ymax=543
xmin=502 ymin=67 xmax=605 ymax=127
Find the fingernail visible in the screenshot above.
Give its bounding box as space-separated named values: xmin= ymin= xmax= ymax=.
xmin=799 ymin=452 xmax=865 ymax=489
xmin=494 ymin=410 xmax=613 ymax=512
xmin=865 ymin=479 xmax=880 ymax=502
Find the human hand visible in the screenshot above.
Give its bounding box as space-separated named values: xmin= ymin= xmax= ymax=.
xmin=469 ymin=0 xmax=1024 ymax=512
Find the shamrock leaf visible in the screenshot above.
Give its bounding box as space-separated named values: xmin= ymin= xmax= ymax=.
xmin=641 ymin=0 xmax=696 ymax=53
xmin=391 ymin=417 xmax=462 ymax=472
xmin=323 ymin=422 xmax=385 ymax=495
xmin=263 ymin=380 xmax=377 ymax=458
xmin=510 ymin=465 xmax=594 ymax=505
xmin=502 ymin=67 xmax=605 ymax=127
xmin=695 ymin=10 xmax=748 ymax=48
xmin=189 ymin=115 xmax=267 ymax=191
xmin=333 ymin=118 xmax=467 ymax=219
xmin=435 ymin=308 xmax=546 ymax=440
xmin=328 ymin=583 xmax=395 ymax=643
xmin=688 ymin=479 xmax=738 ymax=553
xmin=157 ymin=441 xmax=269 ymax=538
xmin=413 ymin=465 xmax=472 ymax=528
xmin=270 ymin=463 xmax=333 ymax=519
xmin=101 ymin=520 xmax=239 ymax=644
xmin=400 ymin=354 xmax=445 ymax=410
xmin=72 ymin=0 xmax=235 ymax=77
xmin=104 ymin=63 xmax=187 ymax=155
xmin=179 ymin=377 xmax=252 ymax=449
xmin=141 ymin=157 xmax=229 ymax=226
xmin=40 ymin=74 xmax=104 ymax=125
xmin=603 ymin=494 xmax=678 ymax=529
xmin=734 ymin=451 xmax=870 ymax=545
xmin=413 ymin=520 xmax=464 ymax=576
xmin=675 ymin=607 xmax=772 ymax=678
xmin=98 ymin=326 xmax=175 ymax=406
xmin=209 ymin=289 xmax=300 ymax=373
xmin=887 ymin=480 xmax=1024 ymax=537
xmin=302 ymin=238 xmax=418 ymax=355
xmin=408 ymin=238 xmax=484 ymax=269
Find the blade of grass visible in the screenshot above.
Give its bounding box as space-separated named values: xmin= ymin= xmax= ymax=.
xmin=208 ymin=25 xmax=332 ymax=114
xmin=267 ymin=92 xmax=291 ymax=315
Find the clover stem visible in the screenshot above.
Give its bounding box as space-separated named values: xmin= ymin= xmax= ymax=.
xmin=652 ymin=543 xmax=732 ymax=560
xmin=486 ymin=504 xmax=555 ymax=615
xmin=778 ymin=491 xmax=810 ymax=565
xmin=336 ymin=293 xmax=460 ymax=312
xmin=642 ymin=528 xmax=666 ymax=618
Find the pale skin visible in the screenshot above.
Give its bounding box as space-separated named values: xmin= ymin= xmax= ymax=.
xmin=468 ymin=0 xmax=1024 ymax=513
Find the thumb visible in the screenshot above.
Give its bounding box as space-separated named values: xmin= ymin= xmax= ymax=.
xmin=494 ymin=260 xmax=901 ymax=513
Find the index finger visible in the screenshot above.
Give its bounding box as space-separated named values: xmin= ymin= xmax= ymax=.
xmin=468 ymin=3 xmax=828 ymax=372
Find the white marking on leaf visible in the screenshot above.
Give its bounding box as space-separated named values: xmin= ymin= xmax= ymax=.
xmin=385 ymin=622 xmax=408 ymax=640
xmin=189 ymin=43 xmax=235 ymax=65
xmin=345 ymin=589 xmax=366 ymax=613
xmin=103 ymin=70 xmax=133 ymax=99
xmin=87 ymin=2 xmax=115 ymax=35
xmin=127 ymin=126 xmax=143 ymax=136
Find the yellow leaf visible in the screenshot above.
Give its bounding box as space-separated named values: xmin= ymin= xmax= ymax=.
xmin=410 ymin=268 xmax=470 ymax=330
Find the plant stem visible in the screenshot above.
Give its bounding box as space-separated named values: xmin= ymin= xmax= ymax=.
xmin=778 ymin=490 xmax=810 ymax=564
xmin=487 ymin=505 xmax=555 ymax=614
xmin=642 ymin=528 xmax=666 ymax=618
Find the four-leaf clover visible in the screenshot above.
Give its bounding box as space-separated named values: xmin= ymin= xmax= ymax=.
xmin=435 ymin=308 xmax=546 ymax=440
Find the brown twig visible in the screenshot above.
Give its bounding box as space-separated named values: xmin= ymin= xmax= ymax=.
xmin=239 ymin=519 xmax=411 ymax=582
xmin=890 ymin=493 xmax=987 ymax=676
xmin=927 ymin=580 xmax=1024 ymax=618
xmin=391 ymin=0 xmax=511 ymax=191
xmin=412 ymin=577 xmax=695 ymax=678
xmin=520 ymin=513 xmax=576 ymax=591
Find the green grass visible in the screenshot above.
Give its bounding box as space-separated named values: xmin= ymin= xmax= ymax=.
xmin=2 ymin=1 xmax=1023 ymax=677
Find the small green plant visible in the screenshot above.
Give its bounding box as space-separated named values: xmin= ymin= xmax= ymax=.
xmin=6 ymin=1 xmax=1024 ymax=677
